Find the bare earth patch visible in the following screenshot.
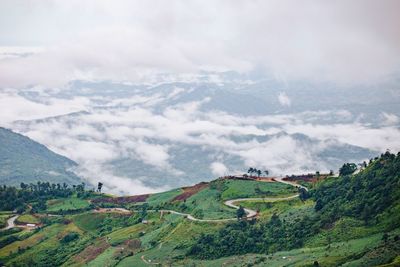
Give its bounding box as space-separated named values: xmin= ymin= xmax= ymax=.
xmin=172 ymin=182 xmax=209 ymax=201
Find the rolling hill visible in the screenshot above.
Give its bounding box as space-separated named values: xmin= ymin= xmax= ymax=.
xmin=0 ymin=152 xmax=399 ymax=266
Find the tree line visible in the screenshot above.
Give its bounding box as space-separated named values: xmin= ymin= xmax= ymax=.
xmin=0 ymin=181 xmax=89 ymax=212
xmin=247 ymin=168 xmax=269 ymax=177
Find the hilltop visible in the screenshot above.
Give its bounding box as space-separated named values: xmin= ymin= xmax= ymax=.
xmin=0 ymin=152 xmax=399 ymax=266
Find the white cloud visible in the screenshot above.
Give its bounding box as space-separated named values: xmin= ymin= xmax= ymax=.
xmin=381 ymin=112 xmax=399 ymax=126
xmin=3 ymin=85 xmax=399 ymax=195
xmin=0 ymin=0 xmax=399 ymax=87
xmin=278 ymin=92 xmax=291 ymax=107
xmin=0 ymin=91 xmax=90 ymax=125
xmin=210 ymin=162 xmax=228 ymax=177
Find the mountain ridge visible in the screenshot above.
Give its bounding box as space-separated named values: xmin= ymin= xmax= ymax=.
xmin=0 ymin=127 xmax=83 ymax=186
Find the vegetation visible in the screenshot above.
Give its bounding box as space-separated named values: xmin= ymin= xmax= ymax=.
xmin=15 ymin=214 xmax=39 ymax=225
xmin=0 ymin=152 xmax=399 ymax=266
xmin=188 ymin=152 xmax=400 ymax=262
xmin=0 ymin=127 xmax=82 ymax=186
xmin=0 ymin=181 xmax=92 ymax=212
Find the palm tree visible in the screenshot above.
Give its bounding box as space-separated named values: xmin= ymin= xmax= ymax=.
xmin=247 ymin=167 xmax=254 ymax=177
xmin=257 ymin=170 xmax=262 ymax=177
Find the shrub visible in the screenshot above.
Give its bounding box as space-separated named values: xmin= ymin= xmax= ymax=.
xmin=61 ymin=232 xmax=79 ymax=243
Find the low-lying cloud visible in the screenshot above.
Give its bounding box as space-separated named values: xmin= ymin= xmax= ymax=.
xmin=1 ymin=85 xmax=398 ymax=195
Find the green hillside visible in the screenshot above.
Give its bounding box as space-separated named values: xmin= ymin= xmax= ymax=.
xmin=0 ymin=127 xmax=82 ymax=186
xmin=0 ymin=152 xmax=399 ymax=266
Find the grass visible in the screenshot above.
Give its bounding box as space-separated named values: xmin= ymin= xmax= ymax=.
xmin=0 ymin=214 xmax=12 ymax=228
xmin=0 ymin=222 xmax=72 ymax=258
xmin=72 ymin=213 xmax=107 ymax=232
xmin=47 ymin=197 xmax=90 ymax=212
xmin=16 ymin=214 xmax=40 ymax=224
xmin=4 ymin=222 xmax=85 ymax=266
xmin=86 ymin=247 xmax=120 ymax=267
xmin=220 ymin=180 xmax=297 ymax=200
xmin=185 ymin=187 xmax=236 ymax=219
xmin=237 ymin=198 xmax=313 ymax=221
xmin=106 ymin=223 xmax=148 ymax=245
xmin=179 ymin=230 xmax=395 ymax=267
xmin=0 ymin=231 xmax=44 ymax=258
xmin=305 ymin=217 xmax=386 ymax=247
xmin=146 ymin=188 xmax=183 ymax=206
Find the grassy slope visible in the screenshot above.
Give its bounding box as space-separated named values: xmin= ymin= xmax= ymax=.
xmin=0 ymin=127 xmax=82 ymax=186
xmin=221 ymin=179 xmax=296 ymax=200
xmin=144 ymin=179 xmax=297 ymax=220
xmin=179 ymin=229 xmax=400 ymax=267
xmin=1 ymin=177 xmax=399 ymax=266
xmin=46 ymin=197 xmax=90 ymax=212
xmin=0 ymin=212 xmax=13 ymax=228
xmin=15 ymin=214 xmax=40 ymax=224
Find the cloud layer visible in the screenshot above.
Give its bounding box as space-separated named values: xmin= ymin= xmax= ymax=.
xmin=2 ymin=83 xmax=398 ymax=195
xmin=0 ymin=0 xmax=400 ymax=87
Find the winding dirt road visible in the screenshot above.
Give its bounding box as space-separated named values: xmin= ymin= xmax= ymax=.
xmin=157 ymin=177 xmax=306 ymax=222
xmin=1 ymin=215 xmax=19 ymax=231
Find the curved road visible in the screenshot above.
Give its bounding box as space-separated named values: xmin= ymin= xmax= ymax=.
xmin=1 ymin=215 xmax=19 ymax=231
xmin=159 ymin=177 xmax=306 ymax=222
xmin=2 ymin=177 xmax=306 ymax=229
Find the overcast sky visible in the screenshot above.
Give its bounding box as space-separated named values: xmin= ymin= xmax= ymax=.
xmin=0 ymin=0 xmax=399 ymax=87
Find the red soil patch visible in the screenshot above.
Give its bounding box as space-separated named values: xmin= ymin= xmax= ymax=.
xmin=172 ymin=182 xmax=209 ymax=201
xmin=92 ymin=194 xmax=149 ymax=204
xmin=73 ymin=237 xmax=110 ymax=264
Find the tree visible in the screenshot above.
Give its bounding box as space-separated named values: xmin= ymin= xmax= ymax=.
xmin=257 ymin=170 xmax=262 ymax=177
xmin=97 ymin=182 xmax=103 ymax=193
xmin=236 ymin=206 xmax=246 ymax=220
xmin=382 ymin=233 xmax=389 ymax=243
xmin=140 ymin=203 xmax=149 ymax=220
xmin=298 ymin=188 xmax=309 ymax=201
xmin=339 ymin=163 xmax=357 ymax=176
xmin=264 ymin=170 xmax=269 ymax=176
xmin=247 ymin=168 xmax=254 ymax=177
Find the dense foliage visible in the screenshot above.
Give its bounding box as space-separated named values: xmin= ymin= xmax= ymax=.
xmin=314 ymin=151 xmax=400 ymax=226
xmin=189 ymin=151 xmax=400 ymax=259
xmin=338 ymin=163 xmax=357 ymax=176
xmin=189 ymin=214 xmax=318 ymax=259
xmin=0 ymin=182 xmax=89 ymax=212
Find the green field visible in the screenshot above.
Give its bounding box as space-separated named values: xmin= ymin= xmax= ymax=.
xmin=46 ymin=197 xmax=90 ymax=212
xmin=0 ymin=212 xmax=13 ymax=228
xmin=16 ymin=214 xmax=40 ymax=224
xmin=72 ymin=213 xmax=108 ymax=232
xmin=158 ymin=180 xmax=298 ymax=220
xmin=184 ymin=187 xmax=236 ymax=219
xmin=221 ymin=179 xmax=297 ymax=200
xmin=146 ymin=188 xmax=183 ymax=206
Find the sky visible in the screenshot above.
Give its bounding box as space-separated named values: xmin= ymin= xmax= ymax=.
xmin=0 ymin=1 xmax=399 ymax=194
xmin=0 ymin=0 xmax=399 ymax=87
